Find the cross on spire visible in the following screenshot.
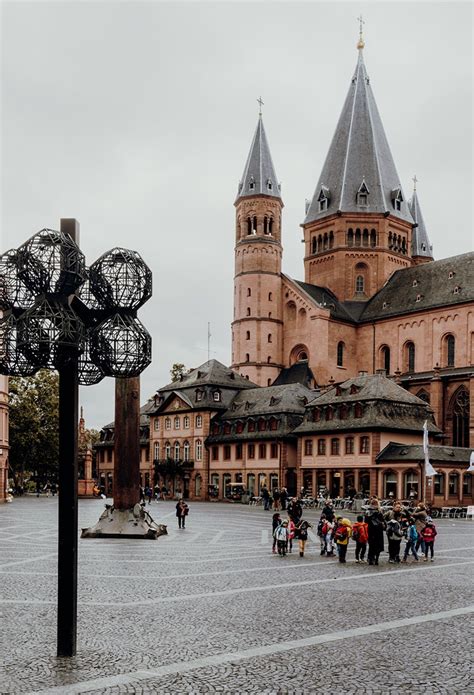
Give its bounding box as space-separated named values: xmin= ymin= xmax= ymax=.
xmin=257 ymin=96 xmax=264 ymax=116
xmin=412 ymin=174 xmax=418 ymax=191
xmin=357 ymin=14 xmax=365 ymax=49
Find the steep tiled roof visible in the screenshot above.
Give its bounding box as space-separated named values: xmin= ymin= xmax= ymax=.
xmin=305 ymin=48 xmax=412 ymax=225
xmin=236 ymin=116 xmax=281 ymax=201
xmin=307 ymin=373 xmax=426 ymax=406
xmin=377 ymin=443 xmax=472 ymax=464
xmin=409 ymin=189 xmax=433 ymax=259
xmin=291 ymin=279 xmax=358 ymax=323
xmin=159 ymin=360 xmax=256 ymax=392
xmin=359 ymin=253 xmax=473 ymax=321
xmin=273 ymin=361 xmax=316 ymax=388
xmin=224 ymin=383 xmax=313 ymax=419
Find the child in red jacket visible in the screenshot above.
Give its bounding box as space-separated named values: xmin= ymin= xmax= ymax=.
xmin=421 ymin=518 xmax=437 ymax=561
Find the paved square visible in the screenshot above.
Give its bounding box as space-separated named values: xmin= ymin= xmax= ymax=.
xmin=1 ymin=498 xmax=473 ymax=694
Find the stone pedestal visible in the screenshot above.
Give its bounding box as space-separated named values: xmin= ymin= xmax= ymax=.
xmin=81 ymin=503 xmax=167 ymax=539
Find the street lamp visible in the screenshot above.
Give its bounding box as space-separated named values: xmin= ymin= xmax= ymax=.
xmin=0 ymin=219 xmax=152 ymax=657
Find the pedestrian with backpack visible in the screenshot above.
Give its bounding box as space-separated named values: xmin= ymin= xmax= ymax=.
xmin=317 ymin=514 xmax=327 ymax=556
xmin=402 ymin=518 xmax=419 ymax=562
xmin=351 ymin=515 xmax=368 ymax=563
xmin=421 ymin=517 xmax=437 ymax=561
xmin=364 ymin=498 xmax=386 ymax=566
xmin=386 ymin=518 xmax=403 ymax=563
xmin=325 ymin=518 xmax=336 ymax=556
xmin=271 ymin=512 xmax=281 ymax=554
xmin=334 ymin=518 xmax=352 ymax=563
xmin=274 ymin=519 xmax=289 ymax=556
xmin=296 ymin=519 xmax=312 ymax=557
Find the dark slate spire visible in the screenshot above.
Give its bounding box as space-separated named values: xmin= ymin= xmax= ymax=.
xmin=409 ymin=185 xmax=434 ymax=258
xmin=305 ymin=44 xmax=413 ymax=225
xmin=236 ymin=115 xmax=281 ymax=201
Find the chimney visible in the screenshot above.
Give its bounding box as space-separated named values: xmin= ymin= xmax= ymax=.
xmin=375 ymin=369 xmax=387 ymax=377
xmin=358 ymin=370 xmax=368 ymax=377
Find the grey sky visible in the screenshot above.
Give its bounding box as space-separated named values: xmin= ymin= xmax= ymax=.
xmin=1 ymin=1 xmax=472 ymax=429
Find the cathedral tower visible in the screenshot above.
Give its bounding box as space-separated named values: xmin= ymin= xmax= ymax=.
xmin=302 ymin=34 xmax=414 ymax=302
xmin=231 ymin=113 xmax=284 ymax=386
xmin=409 ymin=180 xmax=434 ymax=265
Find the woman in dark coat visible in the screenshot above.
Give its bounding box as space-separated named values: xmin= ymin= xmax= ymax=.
xmin=364 ymin=498 xmax=386 ymax=565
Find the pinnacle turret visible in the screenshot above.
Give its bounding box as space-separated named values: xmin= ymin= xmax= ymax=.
xmin=304 ymin=49 xmax=412 ymax=225
xmin=409 ymin=189 xmax=434 ymax=259
xmin=236 ymin=116 xmax=281 ymax=202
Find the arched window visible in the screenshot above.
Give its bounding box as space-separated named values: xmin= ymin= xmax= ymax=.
xmin=434 ymin=473 xmax=444 ymax=495
xmin=355 ymin=275 xmax=364 ymax=293
xmin=323 ymin=233 xmax=328 ymax=250
xmin=247 ymin=287 xmax=251 ymax=297
xmin=347 ymin=229 xmax=354 ymax=247
xmin=263 ymin=216 xmax=268 ymax=234
xmin=405 ymin=341 xmax=415 ymax=372
xmin=269 ymin=218 xmax=273 ymax=235
xmin=337 ymin=341 xmax=344 ymax=367
xmin=380 ymin=345 xmax=390 ymax=374
xmin=362 ymin=229 xmax=369 ymax=247
xmin=195 ymin=474 xmax=202 ymax=497
xmin=246 ymin=307 xmax=251 ymax=316
xmin=355 ymin=228 xmax=361 ymax=246
xmin=174 ymin=416 xmax=180 ymax=429
xmin=268 ymin=292 xmax=272 ymax=301
xmin=195 ymin=439 xmax=202 ymax=461
xmin=370 ymin=229 xmax=377 ymax=247
xmin=416 ymin=389 xmax=430 ymax=403
xmin=247 ymin=218 xmax=252 ymax=235
xmin=165 ymin=442 xmax=171 ymax=459
xmin=268 ymin=333 xmax=272 ymax=343
xmin=443 ymin=334 xmax=455 ymax=367
xmin=449 ymin=387 xmax=470 ymax=447
xmin=312 ymin=237 xmax=317 ymax=253
xmin=174 ymin=442 xmax=180 ymax=461
xmin=404 ymin=470 xmax=419 ymax=498
xmin=253 ymin=216 xmax=257 ymax=233
xmin=246 ymin=330 xmax=250 ymax=340
xmin=448 ymin=472 xmax=459 ymax=496
xmin=245 ymin=353 xmax=250 ymax=362
xmin=183 ymin=441 xmax=190 ymax=461
xmin=384 ymin=471 xmax=397 ymax=498
xmin=329 ymin=231 xmax=334 ymax=248
xmin=153 ymin=442 xmax=159 ymax=461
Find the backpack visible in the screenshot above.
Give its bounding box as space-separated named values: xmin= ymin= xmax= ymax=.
xmin=354 ymin=523 xmax=368 ymax=544
xmin=322 ymin=521 xmax=329 ymax=536
xmin=387 ymin=521 xmax=402 ymax=540
xmin=352 ymin=526 xmax=360 ymax=541
xmin=317 ymin=519 xmax=325 ymax=537
xmin=335 ymin=526 xmax=348 ymax=542
xmin=408 ymin=526 xmax=418 ymax=542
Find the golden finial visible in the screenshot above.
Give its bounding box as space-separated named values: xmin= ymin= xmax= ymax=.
xmin=357 ymin=14 xmax=365 ymax=50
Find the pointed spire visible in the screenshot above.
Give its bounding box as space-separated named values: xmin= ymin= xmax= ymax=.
xmin=409 ymin=182 xmax=434 ymax=259
xmin=236 ymin=114 xmax=281 ymax=201
xmin=305 ymin=47 xmax=412 ymax=225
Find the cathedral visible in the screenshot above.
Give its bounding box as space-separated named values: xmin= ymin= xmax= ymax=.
xmin=99 ymin=35 xmax=473 ymax=509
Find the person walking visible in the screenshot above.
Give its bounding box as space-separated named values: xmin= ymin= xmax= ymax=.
xmin=421 ymin=518 xmax=437 ymax=561
xmin=386 ymin=517 xmax=403 ymax=563
xmin=325 ymin=518 xmax=336 ymax=556
xmin=176 ymin=499 xmax=189 ymax=529
xmin=322 ymin=500 xmax=335 ymax=523
xmin=287 ymin=517 xmax=296 ymax=553
xmin=351 ymin=515 xmax=369 ymax=563
xmin=365 ymin=498 xmax=385 ymax=566
xmin=412 ymin=503 xmax=428 ymax=556
xmin=272 ymin=512 xmax=281 ymax=554
xmin=288 ymin=497 xmax=303 ymax=525
xmin=261 ymin=486 xmax=271 ymax=511
xmin=296 ymin=519 xmax=312 ymax=557
xmin=274 ymin=519 xmax=289 ymax=556
xmin=334 ymin=518 xmax=352 ymax=563
xmin=317 ymin=514 xmax=327 ymax=556
xmin=280 ymin=487 xmax=288 ymax=511
xmin=402 ymin=519 xmax=419 ymax=562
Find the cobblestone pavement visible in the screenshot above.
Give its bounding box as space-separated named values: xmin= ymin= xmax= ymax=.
xmin=0 ymin=498 xmax=473 ymax=694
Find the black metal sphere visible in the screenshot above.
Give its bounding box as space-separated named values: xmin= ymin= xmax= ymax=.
xmin=19 ymin=229 xmax=86 ymax=296
xmin=89 ymin=313 xmax=152 ymax=377
xmin=89 ymin=247 xmax=152 ymax=311
xmin=78 ymin=333 xmax=105 ymax=386
xmin=0 ymin=313 xmax=38 ymax=376
xmin=16 ymin=298 xmax=85 ymax=371
xmin=0 ymin=249 xmax=36 ymax=311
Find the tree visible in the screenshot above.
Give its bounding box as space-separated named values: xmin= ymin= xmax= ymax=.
xmin=170 ymin=363 xmax=188 ymax=382
xmin=8 ymin=370 xmax=60 ymax=486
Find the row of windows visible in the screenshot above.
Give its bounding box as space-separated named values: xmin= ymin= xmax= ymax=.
xmin=379 ymin=334 xmax=456 ymax=375
xmin=246 ymin=288 xmax=273 ymax=301
xmin=211 ymin=442 xmax=279 ymax=461
xmin=304 ymin=436 xmax=370 ymax=456
xmin=245 ymin=215 xmax=274 ymax=235
xmin=432 ymin=471 xmax=472 ymax=496
xmin=312 ymin=401 xmax=364 ymax=423
xmin=246 ymin=331 xmax=272 ymax=342
xmin=347 ymin=228 xmax=377 ymax=248
xmin=212 ymin=418 xmax=279 ymax=435
xmin=154 ymin=440 xmax=203 ymax=462
xmin=161 ymin=414 xmax=203 ymax=430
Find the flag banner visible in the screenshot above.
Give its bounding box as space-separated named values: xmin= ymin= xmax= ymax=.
xmin=467 ymin=451 xmax=474 ymax=473
xmin=423 ymin=420 xmax=429 ymax=455
xmin=423 ymin=421 xmax=437 ymax=476
xmin=424 ymin=452 xmax=437 ymax=477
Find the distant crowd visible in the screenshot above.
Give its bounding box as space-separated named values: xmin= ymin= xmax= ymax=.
xmin=272 ymin=497 xmax=438 ymax=564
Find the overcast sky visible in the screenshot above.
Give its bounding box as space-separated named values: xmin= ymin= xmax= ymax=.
xmin=1 ymin=1 xmax=472 ymax=429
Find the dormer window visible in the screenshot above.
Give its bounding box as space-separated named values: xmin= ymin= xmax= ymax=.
xmin=448 ymin=271 xmax=455 ymax=279
xmin=416 ymin=294 xmax=423 ymax=302
xmin=391 ymin=187 xmax=403 ymax=211
xmin=196 ymin=389 xmax=203 ymax=402
xmin=356 ymin=180 xmax=370 ymax=207
xmin=453 ymin=286 xmax=461 ymax=295
xmin=412 ymin=280 xmax=418 ymax=287
xmin=249 ymin=176 xmax=255 ymax=191
xmin=213 ymin=390 xmax=221 ymax=402
xmin=317 ymin=186 xmax=330 ymax=212
xmin=266 ymin=178 xmax=273 ymax=191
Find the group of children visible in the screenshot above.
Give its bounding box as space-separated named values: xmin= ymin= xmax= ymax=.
xmin=272 ymin=499 xmax=439 ymax=565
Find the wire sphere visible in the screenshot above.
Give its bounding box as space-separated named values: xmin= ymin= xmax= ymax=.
xmin=89 ymin=248 xmax=152 ymax=311
xmin=16 ymin=297 xmax=85 ymax=370
xmin=90 ymin=313 xmax=152 ymax=377
xmin=0 ymin=313 xmax=38 ymax=376
xmin=75 ymin=271 xmax=101 ymax=312
xmin=0 ymin=249 xmax=36 ymax=311
xmin=19 ymin=229 xmax=86 ymax=296
xmin=78 ymin=333 xmax=105 ymax=386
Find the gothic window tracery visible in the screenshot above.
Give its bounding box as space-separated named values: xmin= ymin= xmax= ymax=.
xmin=449 ymin=387 xmax=469 ymax=447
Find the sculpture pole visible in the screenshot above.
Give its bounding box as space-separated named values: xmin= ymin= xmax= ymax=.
xmin=114 ymin=376 xmax=140 ymax=509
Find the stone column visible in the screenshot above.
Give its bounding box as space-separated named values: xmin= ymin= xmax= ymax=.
xmin=470 ymin=375 xmax=474 ymax=448
xmin=354 ymin=469 xmax=360 ymax=493
xmin=114 ymin=377 xmax=140 ymax=510
xmin=430 ymin=369 xmax=443 ymax=433
xmin=397 ymin=469 xmax=403 ymax=500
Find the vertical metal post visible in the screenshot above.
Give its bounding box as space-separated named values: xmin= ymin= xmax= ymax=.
xmin=57 ymin=218 xmax=80 ymax=657
xmin=114 ymin=376 xmax=140 ymax=510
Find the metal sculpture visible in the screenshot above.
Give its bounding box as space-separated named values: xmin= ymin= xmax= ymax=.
xmin=0 ymin=220 xmax=153 ymax=658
